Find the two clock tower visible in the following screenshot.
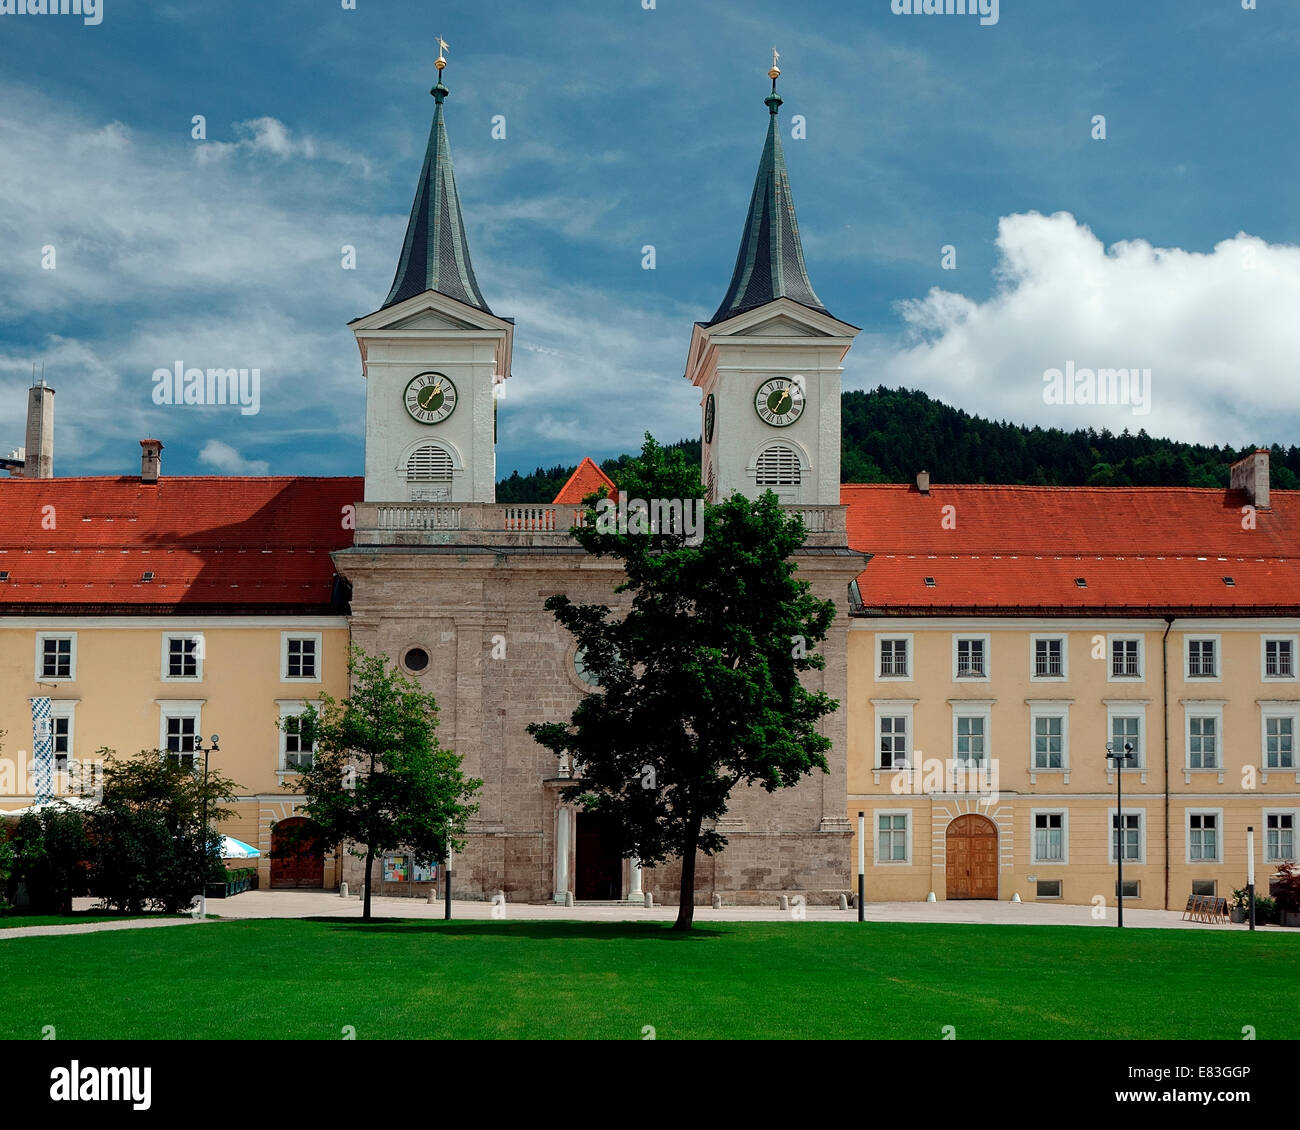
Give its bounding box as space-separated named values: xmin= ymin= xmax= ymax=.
xmin=349 ymin=60 xmax=513 ymax=504
xmin=685 ymin=65 xmax=858 ymax=507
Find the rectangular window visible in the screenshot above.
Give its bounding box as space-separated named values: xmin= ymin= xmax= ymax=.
xmin=1110 ymin=715 xmax=1142 ymax=767
xmin=1188 ymin=638 xmax=1218 ymax=678
xmin=284 ymin=715 xmax=315 ymax=770
xmin=955 ymin=637 xmax=986 ymax=678
xmin=1034 ymin=638 xmax=1064 ymax=678
xmin=286 ymin=634 xmax=318 ymax=681
xmin=1111 ymin=638 xmax=1141 ymax=679
xmin=1035 ymin=879 xmax=1062 ymax=899
xmin=39 ymin=636 xmax=74 ymax=680
xmin=166 ymin=636 xmax=200 ymax=679
xmin=1265 ymin=715 xmax=1296 ymax=769
xmin=1033 ymin=812 xmax=1065 ymax=861
xmin=1191 ymin=879 xmax=1217 ymax=897
xmin=164 ymin=715 xmax=199 ymax=769
xmin=878 ymin=716 xmax=909 ymax=769
xmin=1111 ymin=812 xmax=1141 ymax=862
xmin=1189 ymin=812 xmax=1219 ymax=862
xmin=1116 ymin=879 xmax=1140 ymax=899
xmin=1265 ymin=638 xmax=1295 ymax=679
xmin=877 ymin=814 xmax=908 ymax=863
xmin=1266 ymin=813 xmax=1295 ymax=862
xmin=955 ymin=715 xmax=985 ymax=767
xmin=52 ymin=716 xmax=71 ymax=772
xmin=879 ymin=638 xmax=908 ymax=678
xmin=1188 ymin=716 xmax=1219 ymax=769
xmin=1033 ymin=715 xmax=1064 ymax=770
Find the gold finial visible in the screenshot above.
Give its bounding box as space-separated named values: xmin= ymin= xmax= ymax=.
xmin=435 ymin=35 xmax=449 ymax=72
xmin=768 ymin=47 xmax=781 ymax=81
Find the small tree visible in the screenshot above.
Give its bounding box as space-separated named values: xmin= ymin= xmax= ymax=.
xmin=7 ymin=807 xmax=89 ymax=914
xmin=285 ymin=647 xmax=481 ymax=921
xmin=85 ymin=749 xmax=239 ymax=914
xmin=528 ymin=436 xmax=841 ymax=929
xmin=1271 ymin=863 xmax=1300 ymax=916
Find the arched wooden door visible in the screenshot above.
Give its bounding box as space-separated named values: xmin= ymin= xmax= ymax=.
xmin=946 ymin=814 xmax=998 ymax=899
xmin=270 ymin=817 xmax=324 ymax=889
xmin=575 ymin=812 xmax=622 ymax=901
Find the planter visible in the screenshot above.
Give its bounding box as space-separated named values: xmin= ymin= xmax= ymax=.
xmin=1230 ymin=907 xmax=1246 ymax=924
xmin=1283 ymin=911 xmax=1300 ymax=928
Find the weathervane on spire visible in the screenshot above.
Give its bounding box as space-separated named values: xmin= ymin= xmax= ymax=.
xmin=769 ymin=47 xmax=781 ymax=86
xmin=435 ymin=35 xmax=449 ymax=72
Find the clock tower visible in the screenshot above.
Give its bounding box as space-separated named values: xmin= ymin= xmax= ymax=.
xmin=349 ymin=52 xmax=513 ymax=504
xmin=685 ymin=62 xmax=858 ymax=507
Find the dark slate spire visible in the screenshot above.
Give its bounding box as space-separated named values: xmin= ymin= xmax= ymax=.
xmin=708 ymin=60 xmax=829 ymax=326
xmin=382 ymin=55 xmax=491 ymax=313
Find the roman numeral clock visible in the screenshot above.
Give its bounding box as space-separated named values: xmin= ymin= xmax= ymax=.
xmin=404 ymin=371 xmax=458 ymax=424
xmin=754 ymin=377 xmax=805 ymax=427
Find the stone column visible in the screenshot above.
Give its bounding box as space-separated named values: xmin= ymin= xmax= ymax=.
xmin=554 ymin=806 xmax=570 ymax=904
xmin=626 ymin=857 xmax=644 ymax=904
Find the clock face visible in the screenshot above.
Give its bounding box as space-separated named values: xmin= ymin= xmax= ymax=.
xmin=754 ymin=378 xmax=805 ymax=427
xmin=704 ymin=393 xmax=715 ymax=443
xmin=404 ymin=372 xmax=457 ymax=424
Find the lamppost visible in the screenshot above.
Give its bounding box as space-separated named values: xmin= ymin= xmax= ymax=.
xmin=196 ymin=734 xmax=220 ymax=920
xmin=1106 ymin=740 xmax=1134 ymax=928
xmin=1247 ymin=825 xmax=1256 ymax=932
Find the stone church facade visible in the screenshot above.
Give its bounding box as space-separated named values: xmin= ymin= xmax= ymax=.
xmin=334 ymin=58 xmax=864 ymax=904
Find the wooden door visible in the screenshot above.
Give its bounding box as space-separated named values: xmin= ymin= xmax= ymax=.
xmin=270 ymin=817 xmax=324 ymax=889
xmin=575 ymin=812 xmax=622 ymax=901
xmin=945 ymin=814 xmax=998 ymax=899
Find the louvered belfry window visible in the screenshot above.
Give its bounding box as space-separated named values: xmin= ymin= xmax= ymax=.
xmin=406 ymin=444 xmax=453 ymax=501
xmin=755 ymin=444 xmax=801 ymax=487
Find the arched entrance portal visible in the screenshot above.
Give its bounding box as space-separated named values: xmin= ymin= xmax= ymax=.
xmin=575 ymin=812 xmax=622 ymax=901
xmin=945 ymin=814 xmax=998 ymax=899
xmin=270 ymin=817 xmax=325 ymax=889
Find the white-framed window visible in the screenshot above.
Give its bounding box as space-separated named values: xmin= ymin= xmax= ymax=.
xmin=1030 ymin=635 xmax=1067 ymax=680
xmin=1106 ymin=706 xmax=1146 ymax=769
xmin=1262 ymin=635 xmax=1298 ymax=682
xmin=874 ymin=703 xmax=914 ymax=770
xmin=282 ymin=632 xmax=322 ymax=682
xmin=278 ymin=701 xmax=317 ymax=772
xmin=1108 ymin=635 xmax=1143 ymax=681
xmin=35 ymin=633 xmax=76 ymax=681
xmin=158 ymin=700 xmax=203 ymax=770
xmin=1185 ymin=704 xmax=1223 ymax=771
xmin=754 ymin=444 xmax=802 ymax=488
xmin=1108 ymin=807 xmax=1145 ymax=863
xmin=1187 ymin=809 xmax=1223 ymax=863
xmin=874 ymin=810 xmax=911 ymax=865
xmin=1185 ymin=635 xmax=1221 ymax=681
xmin=952 ymin=705 xmax=990 ymax=768
xmin=49 ymin=700 xmax=76 ymax=774
xmin=1031 ymin=809 xmax=1069 ymax=864
xmin=876 ymin=634 xmax=912 ymax=681
xmin=953 ymin=634 xmax=990 ymax=680
xmin=1262 ymin=704 xmax=1298 ymax=771
xmin=162 ymin=634 xmax=204 ymax=681
xmin=1264 ymin=810 xmax=1297 ymax=862
xmin=406 ymin=442 xmax=454 ymax=502
xmin=1030 ymin=706 xmax=1069 ymax=771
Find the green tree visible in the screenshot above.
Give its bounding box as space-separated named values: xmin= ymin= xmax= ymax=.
xmin=7 ymin=807 xmax=89 ymax=914
xmin=286 ymin=647 xmax=481 ymax=921
xmin=528 ymin=436 xmax=840 ymax=930
xmin=86 ymin=749 xmax=239 ymax=914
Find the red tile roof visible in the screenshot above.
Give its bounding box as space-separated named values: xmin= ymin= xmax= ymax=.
xmin=0 ymin=476 xmax=362 ymax=611
xmin=841 ymin=483 xmax=1300 ymax=614
xmin=552 ymin=457 xmax=618 ymax=505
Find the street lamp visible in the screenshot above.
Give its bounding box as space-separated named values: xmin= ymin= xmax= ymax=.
xmin=196 ymin=734 xmax=220 ymax=920
xmin=1106 ymin=740 xmax=1134 ymax=928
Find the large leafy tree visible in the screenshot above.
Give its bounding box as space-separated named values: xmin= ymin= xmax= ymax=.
xmin=86 ymin=749 xmax=239 ymax=914
xmin=286 ymin=647 xmax=481 ymax=921
xmin=528 ymin=436 xmax=839 ymax=930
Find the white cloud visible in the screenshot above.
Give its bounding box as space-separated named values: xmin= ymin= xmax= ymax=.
xmin=859 ymin=211 xmax=1300 ymax=446
xmin=198 ymin=440 xmax=269 ymax=476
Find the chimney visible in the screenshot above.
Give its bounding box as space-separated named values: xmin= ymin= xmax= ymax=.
xmin=140 ymin=439 xmax=163 ymax=484
xmin=1230 ymin=449 xmax=1269 ymax=510
xmin=24 ymin=380 xmax=54 ymax=479
xmin=916 ymin=469 xmax=931 ymax=495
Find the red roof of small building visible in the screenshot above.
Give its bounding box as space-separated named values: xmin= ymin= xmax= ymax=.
xmin=0 ymin=476 xmax=362 ymax=612
xmin=552 ymin=457 xmax=618 ymax=505
xmin=841 ymin=482 xmax=1300 ymax=615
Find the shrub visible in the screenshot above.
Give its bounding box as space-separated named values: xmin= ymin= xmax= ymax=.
xmin=7 ymin=807 xmax=90 ymax=914
xmin=1270 ymin=863 xmax=1300 ymax=915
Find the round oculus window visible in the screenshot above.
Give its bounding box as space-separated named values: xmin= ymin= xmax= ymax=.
xmin=403 ymin=647 xmax=430 ymax=673
xmin=573 ymin=647 xmax=601 ymax=688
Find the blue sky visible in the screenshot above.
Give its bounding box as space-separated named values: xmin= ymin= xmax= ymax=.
xmin=1 ymin=0 xmax=1298 ymax=480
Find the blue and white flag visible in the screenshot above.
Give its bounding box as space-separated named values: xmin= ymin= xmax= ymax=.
xmin=30 ymin=696 xmax=53 ymax=804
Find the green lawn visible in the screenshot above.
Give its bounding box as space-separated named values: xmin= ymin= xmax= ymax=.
xmin=0 ymin=919 xmax=1295 ymax=1040
xmin=0 ymin=912 xmax=173 ymax=929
